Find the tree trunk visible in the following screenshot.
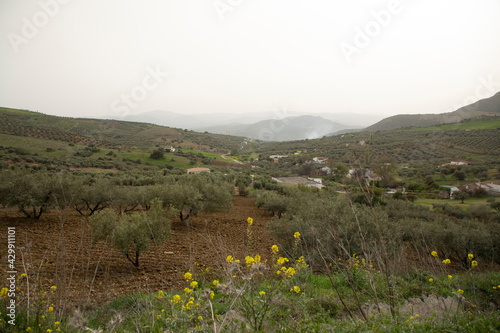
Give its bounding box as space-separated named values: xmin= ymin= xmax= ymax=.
xmin=125 ymin=252 xmax=140 ymax=267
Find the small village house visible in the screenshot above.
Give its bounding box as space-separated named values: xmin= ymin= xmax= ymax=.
xmin=187 ymin=167 xmax=211 ymax=174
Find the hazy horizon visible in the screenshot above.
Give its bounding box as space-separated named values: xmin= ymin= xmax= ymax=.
xmin=1 ymin=1 xmax=500 ymax=120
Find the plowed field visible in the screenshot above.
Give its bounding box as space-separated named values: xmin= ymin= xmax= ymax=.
xmin=0 ymin=196 xmax=276 ymax=309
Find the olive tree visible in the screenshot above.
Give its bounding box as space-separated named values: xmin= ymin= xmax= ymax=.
xmin=70 ymin=176 xmax=114 ymax=215
xmin=0 ymin=170 xmax=55 ymax=219
xmin=253 ymin=190 xmax=289 ymax=219
xmin=89 ymin=198 xmax=171 ymax=267
xmin=452 ymin=190 xmax=468 ymax=204
xmin=165 ymin=173 xmax=234 ymax=222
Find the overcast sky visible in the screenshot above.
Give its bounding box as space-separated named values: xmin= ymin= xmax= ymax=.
xmin=1 ymin=0 xmax=500 ymax=120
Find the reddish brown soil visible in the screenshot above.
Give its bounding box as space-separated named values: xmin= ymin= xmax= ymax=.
xmin=0 ymin=196 xmax=276 ymax=308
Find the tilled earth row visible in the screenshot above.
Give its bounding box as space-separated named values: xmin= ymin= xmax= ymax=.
xmin=0 ymin=196 xmax=276 ymax=308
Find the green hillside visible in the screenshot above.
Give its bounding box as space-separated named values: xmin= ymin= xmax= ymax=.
xmin=403 ymin=117 xmax=500 ymax=131
xmin=1 ymin=106 xmax=499 ymax=172
xmin=365 ymin=92 xmax=500 ymax=131
xmin=254 ymin=126 xmax=500 ymax=166
xmin=0 ymin=107 xmax=246 ymax=152
xmin=0 ymin=107 xmax=249 ymax=172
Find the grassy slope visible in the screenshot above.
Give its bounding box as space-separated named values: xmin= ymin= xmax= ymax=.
xmin=403 ymin=117 xmax=500 ymax=131
xmin=0 ymin=107 xmax=247 ymax=153
xmin=0 ymin=107 xmax=247 ymax=170
xmin=414 ymin=197 xmax=493 ymax=210
xmin=0 ymin=132 xmax=237 ymax=170
xmin=257 ymin=126 xmax=500 ymax=165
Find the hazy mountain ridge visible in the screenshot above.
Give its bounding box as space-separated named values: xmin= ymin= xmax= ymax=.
xmin=198 ymin=115 xmax=353 ymax=141
xmin=365 ymin=92 xmax=500 ymax=131
xmin=116 ymin=110 xmax=382 ymax=130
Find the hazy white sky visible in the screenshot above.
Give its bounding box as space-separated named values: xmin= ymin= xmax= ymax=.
xmin=1 ymin=0 xmax=500 ymax=119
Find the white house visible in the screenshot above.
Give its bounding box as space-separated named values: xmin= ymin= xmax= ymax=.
xmin=187 ymin=167 xmax=210 ymax=174
xmin=312 ymin=157 xmax=328 ymax=164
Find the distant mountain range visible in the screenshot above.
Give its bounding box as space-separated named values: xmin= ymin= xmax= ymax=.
xmin=104 ymin=90 xmax=500 ymax=141
xmin=110 ymin=110 xmax=378 ymax=141
xmin=365 ymin=92 xmax=500 ymax=131
xmin=198 ymin=115 xmax=351 ymax=141
xmin=116 ymin=110 xmax=382 ymax=130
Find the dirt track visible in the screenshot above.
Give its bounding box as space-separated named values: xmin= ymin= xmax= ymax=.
xmin=0 ymin=196 xmax=276 ymax=308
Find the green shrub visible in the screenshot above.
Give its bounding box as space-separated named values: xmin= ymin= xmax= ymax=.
xmin=89 ymin=198 xmax=171 ymax=267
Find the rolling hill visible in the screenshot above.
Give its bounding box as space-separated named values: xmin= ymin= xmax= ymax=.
xmin=198 ymin=115 xmax=351 ymax=141
xmin=0 ymin=107 xmax=250 ymax=156
xmin=365 ymin=91 xmax=500 ymax=131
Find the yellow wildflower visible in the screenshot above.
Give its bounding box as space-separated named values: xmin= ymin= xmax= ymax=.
xmin=184 ymin=272 xmax=192 ymax=281
xmin=410 ymin=316 xmax=414 ymax=320
xmin=468 ymin=253 xmax=474 ymax=260
xmin=277 ymin=257 xmax=289 ymax=266
xmin=254 ymin=254 xmax=261 ymax=263
xmin=226 ymin=255 xmax=234 ymax=263
xmin=172 ymin=294 xmax=181 ymax=303
xmin=291 ymin=286 xmax=300 ymax=293
xmin=271 ymin=245 xmax=279 ymax=254
xmin=448 ymin=275 xmax=453 ymax=280
xmin=210 ymin=291 xmax=214 ymax=299
xmin=245 ymin=256 xmax=255 ymax=266
xmin=294 ymin=232 xmax=301 ymax=239
xmin=259 ymin=291 xmax=266 ymax=296
xmin=46 ymin=329 xmax=52 ymax=333
xmin=184 ymin=288 xmax=193 ymax=294
xmin=26 ymin=328 xmax=32 ymax=332
xmin=471 ymin=260 xmax=478 ymax=267
xmin=50 ymin=286 xmax=57 ymax=291
xmin=458 ymin=289 xmax=464 ymax=294
xmin=48 ymin=307 xmax=54 ymax=312
xmin=158 ymin=290 xmax=164 ymax=298
xmin=54 ymin=321 xmax=60 ymax=326
xmin=285 ymin=267 xmax=296 ymax=278
xmin=431 ymin=251 xmax=437 ymax=257
xmin=213 ymin=280 xmax=219 ymax=286
xmin=198 ymin=316 xmax=203 ymax=321
xmin=186 ymin=301 xmax=194 ymax=310
xmin=190 ymin=281 xmax=198 ymax=289
xmin=442 ymin=259 xmax=451 ymax=264
xmin=0 ymin=288 xmax=8 ymax=297
xmin=429 ymin=278 xmax=434 ymax=283
xmin=247 ymin=217 xmax=253 ymax=225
